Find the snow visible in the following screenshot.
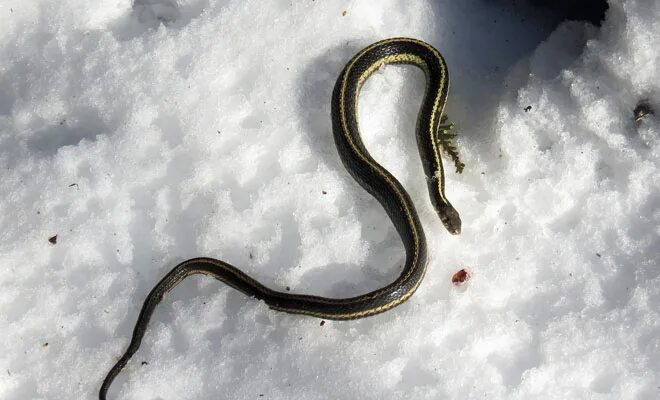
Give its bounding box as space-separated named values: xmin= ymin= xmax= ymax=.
xmin=1 ymin=0 xmax=659 ymax=399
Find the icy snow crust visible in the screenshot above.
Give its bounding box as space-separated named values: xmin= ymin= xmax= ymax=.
xmin=1 ymin=0 xmax=659 ymax=399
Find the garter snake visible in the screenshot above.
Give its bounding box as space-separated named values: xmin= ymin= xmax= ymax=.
xmin=100 ymin=37 xmax=462 ymax=399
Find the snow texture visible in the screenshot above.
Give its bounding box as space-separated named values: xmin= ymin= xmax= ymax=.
xmin=1 ymin=0 xmax=659 ymax=399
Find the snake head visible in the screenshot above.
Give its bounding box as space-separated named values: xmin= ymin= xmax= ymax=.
xmin=438 ymin=205 xmax=461 ymax=235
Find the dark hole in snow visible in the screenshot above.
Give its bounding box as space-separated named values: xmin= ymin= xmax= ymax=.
xmin=526 ymin=0 xmax=608 ymax=26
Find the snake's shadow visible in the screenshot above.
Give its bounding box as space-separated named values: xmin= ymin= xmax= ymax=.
xmin=293 ymin=42 xmax=408 ymax=301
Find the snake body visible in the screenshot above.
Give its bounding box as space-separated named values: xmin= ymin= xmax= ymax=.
xmin=100 ymin=37 xmax=461 ymax=399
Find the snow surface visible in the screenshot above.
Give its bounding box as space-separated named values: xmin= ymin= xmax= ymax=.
xmin=1 ymin=0 xmax=659 ymax=399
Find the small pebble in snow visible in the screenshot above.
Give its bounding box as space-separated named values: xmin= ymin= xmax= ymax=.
xmin=633 ymin=101 xmax=653 ymax=122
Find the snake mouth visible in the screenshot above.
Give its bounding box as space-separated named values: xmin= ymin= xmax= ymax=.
xmin=443 ymin=223 xmax=460 ymax=235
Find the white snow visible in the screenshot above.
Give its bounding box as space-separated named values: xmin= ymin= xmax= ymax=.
xmin=1 ymin=0 xmax=659 ymax=399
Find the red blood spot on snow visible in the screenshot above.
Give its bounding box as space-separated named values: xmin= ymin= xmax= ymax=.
xmin=452 ymin=268 xmax=470 ymax=285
